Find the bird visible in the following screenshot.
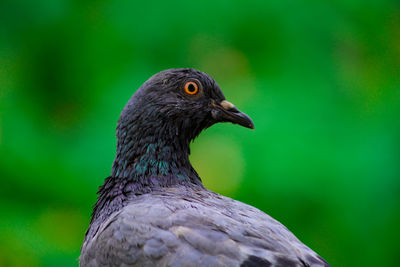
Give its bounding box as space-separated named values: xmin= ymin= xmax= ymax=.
xmin=80 ymin=68 xmax=330 ymax=267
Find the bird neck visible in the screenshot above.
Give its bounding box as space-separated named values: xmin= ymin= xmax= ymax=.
xmin=84 ymin=123 xmax=203 ymax=245
xmin=110 ymin=120 xmax=202 ymax=188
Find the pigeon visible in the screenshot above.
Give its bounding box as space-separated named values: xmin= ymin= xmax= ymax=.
xmin=80 ymin=68 xmax=330 ymax=267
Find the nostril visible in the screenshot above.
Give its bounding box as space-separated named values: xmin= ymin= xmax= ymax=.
xmin=220 ymin=100 xmax=235 ymax=110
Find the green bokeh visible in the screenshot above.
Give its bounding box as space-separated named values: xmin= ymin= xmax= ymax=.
xmin=1 ymin=0 xmax=399 ymax=266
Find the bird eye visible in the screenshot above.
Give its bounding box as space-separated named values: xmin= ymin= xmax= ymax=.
xmin=184 ymin=81 xmax=199 ymax=95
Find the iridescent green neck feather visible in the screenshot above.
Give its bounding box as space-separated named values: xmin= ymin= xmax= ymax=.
xmin=110 ymin=94 xmax=202 ymax=187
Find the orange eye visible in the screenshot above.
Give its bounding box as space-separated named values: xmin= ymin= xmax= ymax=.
xmin=184 ymin=81 xmax=199 ymax=95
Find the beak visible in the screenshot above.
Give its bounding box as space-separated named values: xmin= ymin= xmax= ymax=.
xmin=211 ymin=100 xmax=254 ymax=129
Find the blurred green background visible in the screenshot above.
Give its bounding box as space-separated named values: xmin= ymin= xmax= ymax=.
xmin=1 ymin=0 xmax=400 ymax=266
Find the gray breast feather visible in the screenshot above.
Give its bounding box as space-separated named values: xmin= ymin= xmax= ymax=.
xmin=80 ymin=187 xmax=329 ymax=267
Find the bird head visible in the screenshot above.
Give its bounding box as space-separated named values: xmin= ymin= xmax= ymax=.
xmin=119 ymin=68 xmax=253 ymax=141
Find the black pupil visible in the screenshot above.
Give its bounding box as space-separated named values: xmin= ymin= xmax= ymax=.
xmin=188 ymin=83 xmax=196 ymax=92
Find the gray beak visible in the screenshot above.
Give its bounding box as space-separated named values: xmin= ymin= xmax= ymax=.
xmin=211 ymin=100 xmax=254 ymax=129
